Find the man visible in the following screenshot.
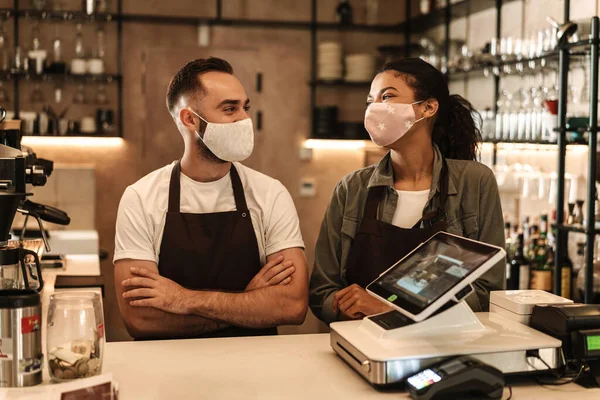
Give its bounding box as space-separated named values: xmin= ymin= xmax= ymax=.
xmin=114 ymin=57 xmax=308 ymax=339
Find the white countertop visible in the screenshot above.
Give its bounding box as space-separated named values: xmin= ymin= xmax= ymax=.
xmin=4 ymin=327 xmax=600 ymax=399
xmin=5 ymin=257 xmax=600 ymax=399
xmin=84 ymin=334 xmax=600 ymax=399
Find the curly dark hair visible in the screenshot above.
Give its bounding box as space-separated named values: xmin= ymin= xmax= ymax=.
xmin=166 ymin=57 xmax=234 ymax=113
xmin=378 ymin=58 xmax=482 ymax=160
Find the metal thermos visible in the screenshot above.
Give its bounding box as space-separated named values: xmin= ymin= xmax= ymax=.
xmin=0 ymin=247 xmax=43 ymax=387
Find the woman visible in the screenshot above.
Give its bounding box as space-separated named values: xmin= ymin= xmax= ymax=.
xmin=309 ymin=58 xmax=505 ymax=324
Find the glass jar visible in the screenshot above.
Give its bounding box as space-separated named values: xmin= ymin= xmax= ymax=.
xmin=47 ymin=292 xmax=104 ymax=382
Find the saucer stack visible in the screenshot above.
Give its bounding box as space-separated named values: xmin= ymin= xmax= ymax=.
xmin=318 ymin=42 xmax=343 ymax=81
xmin=345 ymin=53 xmax=376 ymax=82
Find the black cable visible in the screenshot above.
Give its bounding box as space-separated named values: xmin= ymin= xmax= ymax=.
xmin=505 ymin=384 xmax=513 ymax=400
xmin=527 ymin=354 xmax=588 ymax=386
xmin=536 ymin=364 xmax=587 ymax=386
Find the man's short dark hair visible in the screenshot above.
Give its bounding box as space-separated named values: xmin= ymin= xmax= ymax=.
xmin=166 ymin=57 xmax=234 ymax=113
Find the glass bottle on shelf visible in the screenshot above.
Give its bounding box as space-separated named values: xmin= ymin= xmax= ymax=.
xmin=573 ymin=200 xmax=585 ymax=226
xmin=509 ymin=234 xmax=530 ymax=290
xmin=336 ymin=0 xmax=353 ymax=25
xmin=365 ymin=0 xmax=378 ymax=25
xmin=75 ymin=24 xmax=85 ymax=59
xmin=52 ymin=24 xmax=62 ymax=64
xmin=95 ymin=24 xmax=105 ymax=60
xmin=540 ymin=214 xmax=548 ymax=240
xmin=558 ymin=235 xmax=573 ymax=299
xmin=0 ymin=21 xmax=8 ymax=73
xmin=522 ymin=216 xmax=531 ymax=247
xmin=31 ymin=20 xmax=41 ymax=51
xmin=530 ymin=237 xmax=551 ymax=291
xmin=567 ymin=203 xmax=576 ymax=225
xmin=97 ymin=0 xmax=110 ymax=13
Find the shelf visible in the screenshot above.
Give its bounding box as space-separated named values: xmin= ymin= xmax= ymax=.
xmin=408 ymin=0 xmax=521 ymax=34
xmin=310 ymin=80 xmax=371 ymax=87
xmin=20 ymin=135 xmax=124 ymax=147
xmin=1 ymin=72 xmax=121 ymax=83
xmin=121 ymin=14 xmax=403 ymax=32
xmin=23 ymin=132 xmax=118 ymax=138
xmin=552 ymin=224 xmax=600 ymax=235
xmin=483 ymin=139 xmax=588 ymax=145
xmin=446 ymin=48 xmax=590 ymax=80
xmin=0 ymin=8 xmax=116 ymax=22
xmin=315 ymin=22 xmax=401 ymax=33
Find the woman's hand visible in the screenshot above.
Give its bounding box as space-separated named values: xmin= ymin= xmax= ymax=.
xmin=333 ymin=284 xmax=392 ymax=320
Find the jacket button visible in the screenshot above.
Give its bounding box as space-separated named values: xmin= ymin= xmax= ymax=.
xmin=242 ymin=212 xmax=247 ymax=217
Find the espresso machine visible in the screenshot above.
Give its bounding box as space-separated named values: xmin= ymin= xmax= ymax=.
xmin=0 ymin=112 xmax=69 ymax=387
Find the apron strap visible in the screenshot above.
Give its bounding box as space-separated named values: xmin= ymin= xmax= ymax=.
xmin=415 ymin=158 xmax=450 ymax=227
xmin=229 ymin=164 xmax=250 ymax=213
xmin=168 ymin=161 xmax=182 ymax=213
xmin=364 ymin=186 xmax=385 ymax=220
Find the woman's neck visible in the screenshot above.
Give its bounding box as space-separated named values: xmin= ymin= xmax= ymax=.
xmin=389 ymin=129 xmax=434 ymax=190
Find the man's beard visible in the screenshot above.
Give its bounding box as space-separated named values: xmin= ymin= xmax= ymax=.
xmin=195 ymin=136 xmax=226 ymax=164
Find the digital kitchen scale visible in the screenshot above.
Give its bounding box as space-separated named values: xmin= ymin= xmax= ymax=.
xmin=330 ymin=232 xmax=563 ymax=386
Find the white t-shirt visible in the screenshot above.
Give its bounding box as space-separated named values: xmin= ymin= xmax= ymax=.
xmin=114 ymin=161 xmax=305 ymax=266
xmin=391 ymin=189 xmax=430 ymax=229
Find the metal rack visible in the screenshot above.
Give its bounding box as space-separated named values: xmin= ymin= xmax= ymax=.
xmin=2 ymin=0 xmax=123 ymax=138
xmin=307 ymin=0 xmax=520 ymax=139
xmin=552 ymin=2 xmax=599 ymax=303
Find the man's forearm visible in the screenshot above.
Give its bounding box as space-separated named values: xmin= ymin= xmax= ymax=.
xmin=125 ymin=307 xmax=227 ymax=339
xmin=184 ymin=285 xmax=307 ymax=329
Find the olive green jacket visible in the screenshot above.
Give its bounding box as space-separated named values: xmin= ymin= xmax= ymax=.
xmin=309 ymin=145 xmax=506 ymax=324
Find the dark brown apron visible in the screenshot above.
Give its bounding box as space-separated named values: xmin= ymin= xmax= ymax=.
xmin=157 ymin=161 xmax=277 ymax=338
xmin=345 ymin=160 xmax=449 ymax=288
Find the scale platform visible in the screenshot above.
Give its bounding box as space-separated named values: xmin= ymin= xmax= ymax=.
xmin=331 ymin=304 xmax=563 ymax=386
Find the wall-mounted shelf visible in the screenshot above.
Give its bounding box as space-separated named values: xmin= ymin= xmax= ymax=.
xmin=10 ymin=8 xmax=116 ymax=22
xmin=483 ymin=139 xmax=588 ymax=146
xmin=310 ymin=80 xmax=371 ymax=88
xmin=3 ymin=0 xmax=123 ymax=139
xmin=409 ymin=0 xmax=521 ymax=34
xmin=1 ymin=72 xmax=121 ymax=83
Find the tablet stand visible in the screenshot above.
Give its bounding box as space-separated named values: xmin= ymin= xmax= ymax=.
xmin=358 ymin=300 xmax=486 ymax=342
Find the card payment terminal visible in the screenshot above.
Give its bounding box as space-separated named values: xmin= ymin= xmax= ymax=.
xmin=406 ymin=356 xmax=505 ymax=400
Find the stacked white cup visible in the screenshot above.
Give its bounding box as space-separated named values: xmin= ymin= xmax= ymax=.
xmin=318 ymin=42 xmax=343 ymax=81
xmin=345 ymin=53 xmax=376 ymax=82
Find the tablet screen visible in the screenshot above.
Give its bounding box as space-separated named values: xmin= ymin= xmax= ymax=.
xmin=368 ymin=233 xmax=501 ymax=315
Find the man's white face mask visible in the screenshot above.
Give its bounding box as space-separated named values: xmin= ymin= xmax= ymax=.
xmin=187 ymin=108 xmax=254 ymax=162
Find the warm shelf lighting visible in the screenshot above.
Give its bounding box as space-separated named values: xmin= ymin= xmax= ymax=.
xmin=303 ymin=139 xmax=368 ymax=150
xmin=21 ymin=136 xmax=125 ymax=148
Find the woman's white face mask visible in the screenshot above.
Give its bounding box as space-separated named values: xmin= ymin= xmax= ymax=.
xmin=187 ymin=108 xmax=254 ymax=162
